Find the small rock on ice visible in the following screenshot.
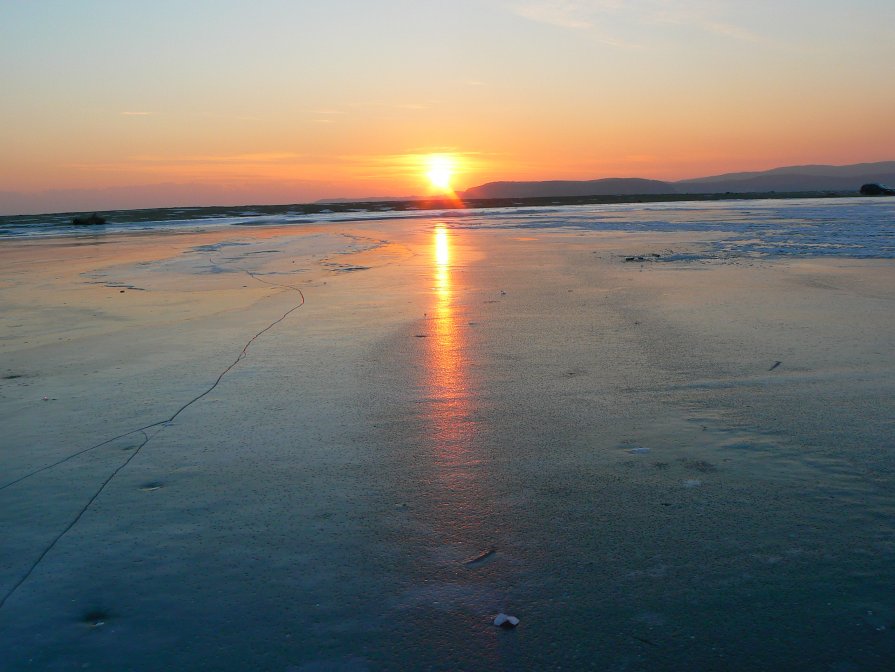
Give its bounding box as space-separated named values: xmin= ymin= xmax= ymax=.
xmin=493 ymin=613 xmax=520 ymax=628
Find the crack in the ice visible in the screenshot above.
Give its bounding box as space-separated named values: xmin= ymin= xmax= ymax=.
xmin=0 ymin=263 xmax=305 ymax=609
xmin=0 ymin=430 xmax=154 ymax=610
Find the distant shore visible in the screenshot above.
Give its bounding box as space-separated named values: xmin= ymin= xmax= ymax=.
xmin=330 ymin=189 xmax=859 ymax=215
xmin=0 ymin=189 xmax=867 ymax=223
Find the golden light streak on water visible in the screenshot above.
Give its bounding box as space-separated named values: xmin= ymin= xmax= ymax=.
xmin=426 ymin=224 xmax=481 ymax=483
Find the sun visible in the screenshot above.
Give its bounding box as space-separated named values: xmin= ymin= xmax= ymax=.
xmin=425 ymin=155 xmax=455 ymax=193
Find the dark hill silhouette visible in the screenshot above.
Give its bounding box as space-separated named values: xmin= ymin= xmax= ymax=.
xmin=677 ymin=161 xmax=895 ymax=193
xmin=462 ymin=177 xmax=671 ymax=199
xmin=460 ymin=161 xmax=895 ymax=199
xmin=682 ymin=161 xmax=895 ymax=182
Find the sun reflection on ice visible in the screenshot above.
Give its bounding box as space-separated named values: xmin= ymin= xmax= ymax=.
xmin=417 ymin=226 xmax=498 ymax=663
xmin=435 ymin=226 xmax=450 ymax=267
xmin=427 ymin=225 xmax=478 ymax=477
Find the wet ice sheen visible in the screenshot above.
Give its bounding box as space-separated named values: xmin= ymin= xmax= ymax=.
xmin=3 ymin=198 xmax=894 ymax=259
xmin=1 ymin=200 xmax=893 ymax=671
xmin=457 ymin=198 xmax=895 ymax=259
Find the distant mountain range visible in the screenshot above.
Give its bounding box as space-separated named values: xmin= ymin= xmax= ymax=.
xmin=459 ymin=161 xmax=895 ymax=200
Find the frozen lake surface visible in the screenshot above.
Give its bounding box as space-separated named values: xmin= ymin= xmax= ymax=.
xmin=1 ymin=201 xmax=894 ymax=670
xmin=3 ymin=197 xmax=895 ymax=258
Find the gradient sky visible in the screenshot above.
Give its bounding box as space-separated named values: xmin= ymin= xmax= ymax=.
xmin=2 ymin=0 xmax=894 ymax=214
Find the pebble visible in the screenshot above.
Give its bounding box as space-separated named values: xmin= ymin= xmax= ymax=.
xmin=493 ymin=613 xmax=520 ymax=628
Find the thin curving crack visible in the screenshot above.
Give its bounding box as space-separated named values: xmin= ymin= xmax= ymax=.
xmin=0 ymin=430 xmax=154 ymax=610
xmin=0 ymin=263 xmax=305 ymax=609
xmin=1 ymin=266 xmax=303 ymax=493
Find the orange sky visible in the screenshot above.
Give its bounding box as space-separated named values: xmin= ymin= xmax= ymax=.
xmin=2 ymin=1 xmax=894 ymax=214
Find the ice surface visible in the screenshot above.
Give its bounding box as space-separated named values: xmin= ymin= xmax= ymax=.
xmin=4 ymin=198 xmax=894 ymax=260
xmin=1 ymin=203 xmax=894 ymax=670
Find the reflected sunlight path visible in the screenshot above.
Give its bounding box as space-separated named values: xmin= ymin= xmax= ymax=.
xmin=425 ymin=225 xmax=485 ymax=535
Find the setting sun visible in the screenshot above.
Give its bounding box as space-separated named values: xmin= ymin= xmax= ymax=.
xmin=426 ymin=155 xmax=456 ymax=193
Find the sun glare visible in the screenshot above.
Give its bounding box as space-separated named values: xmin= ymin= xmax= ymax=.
xmin=435 ymin=225 xmax=450 ymax=266
xmin=426 ymin=155 xmax=455 ymax=193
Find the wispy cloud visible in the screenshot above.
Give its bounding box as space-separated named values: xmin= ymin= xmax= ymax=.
xmin=121 ymin=111 xmax=153 ymax=116
xmin=513 ymin=1 xmax=597 ymax=29
xmin=64 ymin=152 xmax=320 ymax=181
xmin=650 ymin=3 xmax=764 ymax=43
xmin=130 ymin=152 xmax=305 ymax=164
xmin=65 ymin=152 xmax=382 ymax=179
xmin=508 ymin=0 xmax=644 ymax=47
xmin=509 ymin=1 xmax=764 ymax=44
xmin=347 ymin=100 xmax=435 ymax=112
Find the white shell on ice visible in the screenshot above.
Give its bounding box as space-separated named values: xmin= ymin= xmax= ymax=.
xmin=493 ymin=613 xmax=520 ymax=628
